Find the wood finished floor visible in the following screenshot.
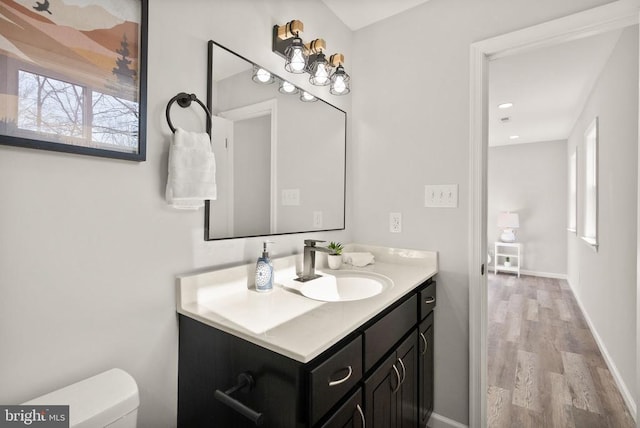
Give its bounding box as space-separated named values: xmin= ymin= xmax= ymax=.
xmin=487 ymin=273 xmax=635 ymax=428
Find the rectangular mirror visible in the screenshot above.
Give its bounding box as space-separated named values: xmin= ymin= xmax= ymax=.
xmin=204 ymin=41 xmax=346 ymax=240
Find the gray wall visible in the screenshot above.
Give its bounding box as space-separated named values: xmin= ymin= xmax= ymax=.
xmin=567 ymin=25 xmax=638 ymax=407
xmin=488 ymin=141 xmax=568 ymax=276
xmin=0 ymin=2 xmax=352 ymax=427
xmin=350 ymin=0 xmax=616 ymax=424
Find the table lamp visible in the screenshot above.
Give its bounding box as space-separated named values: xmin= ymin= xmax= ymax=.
xmin=497 ymin=212 xmax=519 ymax=242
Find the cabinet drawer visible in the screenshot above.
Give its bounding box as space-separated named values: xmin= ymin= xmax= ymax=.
xmin=420 ymin=282 xmax=436 ymax=320
xmin=364 ymin=294 xmax=417 ymax=372
xmin=309 ymin=336 xmax=363 ymax=425
xmin=319 ymin=388 xmax=364 ymax=428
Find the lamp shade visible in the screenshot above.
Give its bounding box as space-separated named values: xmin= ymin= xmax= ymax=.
xmin=497 ymin=212 xmax=519 ymax=229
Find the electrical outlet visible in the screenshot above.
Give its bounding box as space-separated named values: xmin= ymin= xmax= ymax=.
xmin=313 ymin=211 xmax=323 ymax=228
xmin=390 ymin=212 xmax=402 ymax=233
xmin=425 ymin=184 xmax=458 ymax=208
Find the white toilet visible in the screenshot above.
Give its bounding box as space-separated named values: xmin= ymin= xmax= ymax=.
xmin=23 ymin=368 xmax=139 ymax=428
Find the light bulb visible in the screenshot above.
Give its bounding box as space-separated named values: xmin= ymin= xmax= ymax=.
xmin=332 ymin=75 xmax=346 ymax=94
xmin=289 ymin=48 xmax=306 ymax=72
xmin=301 ymin=91 xmax=315 ymax=102
xmin=256 ymin=68 xmax=271 ymax=83
xmin=281 ymin=81 xmax=296 ymax=93
xmin=314 ymin=64 xmax=329 ymax=85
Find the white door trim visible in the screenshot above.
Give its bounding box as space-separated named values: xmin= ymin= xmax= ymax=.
xmin=220 ymin=99 xmax=279 ymax=234
xmin=468 ymin=1 xmax=640 ymax=427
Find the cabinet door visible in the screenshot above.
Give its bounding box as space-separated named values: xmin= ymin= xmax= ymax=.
xmin=396 ymin=331 xmax=418 ymax=428
xmin=419 ymin=313 xmax=434 ymax=427
xmin=320 ymin=388 xmax=365 ymax=428
xmin=364 ymin=352 xmax=399 ymax=428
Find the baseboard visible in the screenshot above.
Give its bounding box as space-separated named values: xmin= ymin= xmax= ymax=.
xmin=519 ymin=269 xmax=568 ymax=280
xmin=427 ymin=412 xmax=469 ymax=428
xmin=566 ymin=279 xmax=637 ymax=421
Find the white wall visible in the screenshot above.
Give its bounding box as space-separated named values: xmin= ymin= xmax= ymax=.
xmin=351 ymin=0 xmax=616 ymax=424
xmin=567 ymin=25 xmax=638 ymax=408
xmin=0 ymin=2 xmax=352 ymax=427
xmin=488 ymin=140 xmax=568 ymax=276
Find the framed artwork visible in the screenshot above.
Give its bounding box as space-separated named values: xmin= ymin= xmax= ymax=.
xmin=0 ymin=0 xmax=148 ymax=161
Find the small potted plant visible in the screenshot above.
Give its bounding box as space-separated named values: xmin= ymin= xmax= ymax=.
xmin=504 ymin=256 xmax=511 ymax=267
xmin=327 ymin=242 xmax=344 ymax=270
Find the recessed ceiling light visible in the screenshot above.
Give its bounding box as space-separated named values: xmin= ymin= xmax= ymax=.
xmin=509 ymin=135 xmax=520 ymax=140
xmin=498 ymin=103 xmax=514 ymax=109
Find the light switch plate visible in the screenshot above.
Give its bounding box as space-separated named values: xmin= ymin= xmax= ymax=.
xmin=425 ymin=184 xmax=458 ymax=208
xmin=282 ymin=189 xmax=300 ymax=206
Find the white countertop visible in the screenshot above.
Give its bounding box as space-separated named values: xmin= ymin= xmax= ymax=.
xmin=176 ymin=244 xmax=438 ymax=363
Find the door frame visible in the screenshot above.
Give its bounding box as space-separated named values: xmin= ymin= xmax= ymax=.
xmin=220 ymin=99 xmax=279 ymax=234
xmin=468 ymin=1 xmax=640 ymax=426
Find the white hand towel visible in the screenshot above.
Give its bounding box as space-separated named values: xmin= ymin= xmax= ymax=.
xmin=342 ymin=252 xmax=375 ymax=267
xmin=166 ymin=127 xmax=217 ymax=209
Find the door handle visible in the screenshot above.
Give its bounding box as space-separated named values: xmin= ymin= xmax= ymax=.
xmin=419 ymin=332 xmax=428 ymax=355
xmin=397 ymin=358 xmax=406 ymax=385
xmin=356 ymin=404 xmax=365 ymax=427
xmin=328 ymin=366 xmax=353 ymax=386
xmin=391 ymin=363 xmax=401 ymax=393
xmin=425 ymin=297 xmax=436 ymax=304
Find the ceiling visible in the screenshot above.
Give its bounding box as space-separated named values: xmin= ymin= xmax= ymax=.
xmin=321 ymin=0 xmax=432 ymax=31
xmin=489 ymin=30 xmax=622 ymax=147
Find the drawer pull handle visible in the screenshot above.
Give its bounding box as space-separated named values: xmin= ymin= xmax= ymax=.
xmin=391 ymin=363 xmax=401 ymax=393
xmin=420 ymin=332 xmax=428 ymax=355
xmin=425 ymin=297 xmax=436 ymax=304
xmin=328 ymin=365 xmax=353 ymax=386
xmin=397 ymin=358 xmax=406 ymax=385
xmin=356 ymin=404 xmax=366 ymax=427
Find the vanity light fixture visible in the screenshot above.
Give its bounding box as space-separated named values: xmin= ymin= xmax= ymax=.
xmin=306 ymin=39 xmax=330 ymax=86
xmin=329 ymin=54 xmax=350 ymax=95
xmin=279 ymin=80 xmax=298 ymax=94
xmin=252 ymin=65 xmax=275 ymax=84
xmin=498 ymin=102 xmax=514 ymax=109
xmin=273 ymin=19 xmax=351 ymax=96
xmin=273 ymin=20 xmax=308 ymax=74
xmin=300 ymin=91 xmax=317 ymax=102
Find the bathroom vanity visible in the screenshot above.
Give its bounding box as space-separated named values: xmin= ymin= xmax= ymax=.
xmin=176 ymin=245 xmax=437 ymax=427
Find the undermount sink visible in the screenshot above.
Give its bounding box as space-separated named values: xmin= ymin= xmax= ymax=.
xmin=299 ymin=270 xmax=394 ymax=302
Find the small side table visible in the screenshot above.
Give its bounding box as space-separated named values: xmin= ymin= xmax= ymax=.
xmin=494 ymin=242 xmax=522 ymax=277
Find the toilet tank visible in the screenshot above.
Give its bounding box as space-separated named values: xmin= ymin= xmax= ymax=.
xmin=23 ymin=368 xmax=139 ymax=428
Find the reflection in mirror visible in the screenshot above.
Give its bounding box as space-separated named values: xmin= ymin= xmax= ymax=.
xmin=205 ymin=41 xmax=346 ymax=240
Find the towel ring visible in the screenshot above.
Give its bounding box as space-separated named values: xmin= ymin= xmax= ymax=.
xmin=165 ymin=92 xmax=212 ymax=134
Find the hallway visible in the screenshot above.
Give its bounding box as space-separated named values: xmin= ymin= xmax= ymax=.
xmin=486 ymin=274 xmax=635 ymax=427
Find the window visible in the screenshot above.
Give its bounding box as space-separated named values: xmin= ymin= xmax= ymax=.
xmin=14 ymin=69 xmax=139 ymax=153
xmin=568 ymin=149 xmax=577 ymax=232
xmin=581 ymin=118 xmax=598 ymax=248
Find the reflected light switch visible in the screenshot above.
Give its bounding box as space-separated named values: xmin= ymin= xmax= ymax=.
xmin=282 ymin=189 xmax=300 ymax=206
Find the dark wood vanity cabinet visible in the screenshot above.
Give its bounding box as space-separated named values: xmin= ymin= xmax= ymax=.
xmin=177 ymin=279 xmax=436 ymax=428
xmin=419 ymin=312 xmax=435 ymax=426
xmin=364 ymin=331 xmax=417 ymax=428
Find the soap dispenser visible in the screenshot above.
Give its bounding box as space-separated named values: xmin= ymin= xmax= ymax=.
xmin=255 ymin=241 xmax=274 ymax=292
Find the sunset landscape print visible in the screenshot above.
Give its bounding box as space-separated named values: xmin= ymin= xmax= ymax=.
xmin=0 ymin=0 xmax=146 ymax=159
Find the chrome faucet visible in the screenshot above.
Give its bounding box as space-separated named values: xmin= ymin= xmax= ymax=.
xmin=295 ymin=239 xmax=337 ymax=282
